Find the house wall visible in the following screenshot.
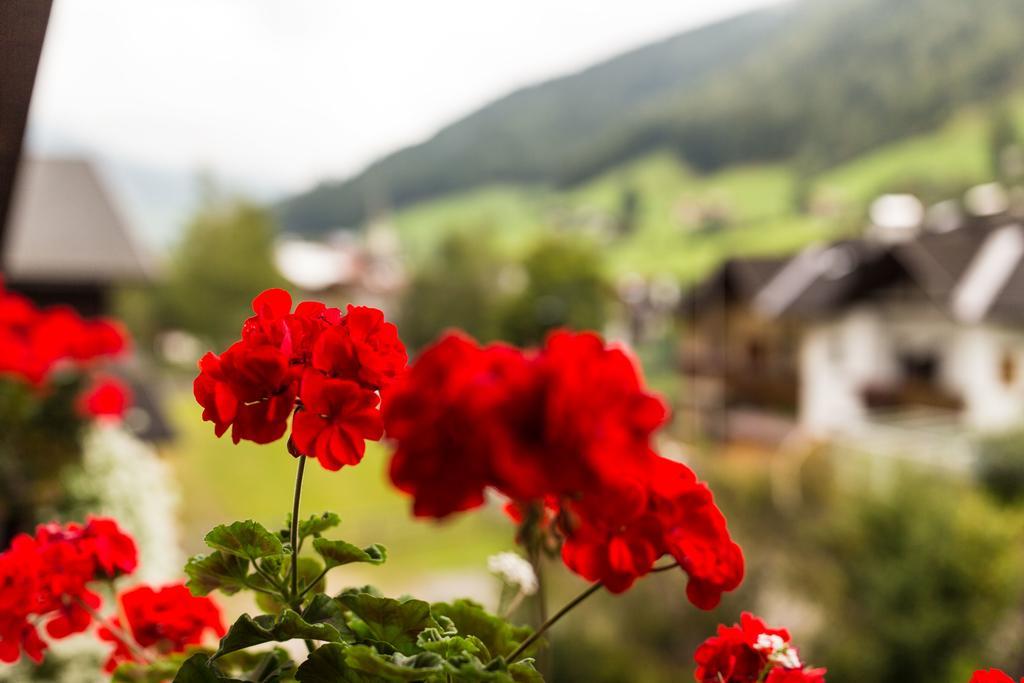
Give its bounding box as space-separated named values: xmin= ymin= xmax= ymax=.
xmin=944 ymin=325 xmax=1024 ymax=431
xmin=799 ymin=303 xmax=1024 ymax=436
xmin=799 ymin=307 xmax=896 ymax=436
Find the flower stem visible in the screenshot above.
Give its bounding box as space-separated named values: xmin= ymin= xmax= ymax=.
xmin=73 ymin=596 xmax=152 ymax=664
xmin=504 ymin=559 xmax=680 ymax=663
xmin=507 ymin=580 xmax=602 ymax=663
xmin=290 ymin=455 xmax=307 ymax=603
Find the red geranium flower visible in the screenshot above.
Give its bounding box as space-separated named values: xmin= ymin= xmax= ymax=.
xmin=291 ymin=371 xmax=383 ymax=470
xmin=972 ymin=671 xmax=1024 ymax=683
xmin=312 ymin=304 xmax=407 ymax=390
xmin=194 ymin=289 xmax=405 ymax=471
xmin=386 ymin=333 xmax=522 ymax=517
xmin=0 ymin=518 xmax=138 ymax=665
xmin=766 ymin=668 xmax=828 ymax=683
xmin=695 ymin=612 xmax=824 ymax=683
xmin=78 ymin=376 xmax=133 ymax=419
xmin=99 ymin=583 xmax=225 ymax=673
xmin=194 ymin=341 xmax=296 ymax=444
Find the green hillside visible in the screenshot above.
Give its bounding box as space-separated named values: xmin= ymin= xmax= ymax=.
xmin=388 ymin=100 xmax=1024 ymax=281
xmin=279 ymin=0 xmax=1024 ymax=233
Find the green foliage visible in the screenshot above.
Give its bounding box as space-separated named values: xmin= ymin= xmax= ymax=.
xmin=313 ymin=538 xmax=387 ymax=569
xmin=213 ymin=608 xmax=345 ymax=659
xmin=398 ymin=232 xmax=610 ymax=350
xmin=498 ymin=236 xmax=608 ymax=346
xmin=339 ymin=593 xmax=435 ymax=656
xmin=801 ymin=475 xmax=1024 ymax=683
xmin=431 ymin=600 xmax=534 ymax=661
xmin=0 ymin=377 xmax=87 ymax=540
xmin=156 ymin=199 xmax=286 ymax=348
xmin=184 ymin=551 xmax=250 ymax=596
xmin=204 ymin=520 xmax=284 ymax=560
xmin=175 ymin=514 xmax=539 ymax=682
xmin=397 ymin=232 xmax=506 ymax=349
xmin=977 ymin=430 xmax=1024 ymax=503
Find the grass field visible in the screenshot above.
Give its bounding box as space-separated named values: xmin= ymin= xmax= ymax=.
xmin=166 ymin=391 xmax=512 ymax=584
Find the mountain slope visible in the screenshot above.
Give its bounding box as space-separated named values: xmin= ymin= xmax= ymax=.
xmin=280 ymin=0 xmax=1024 ymax=234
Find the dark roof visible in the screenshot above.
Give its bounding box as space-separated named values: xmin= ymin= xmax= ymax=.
xmin=3 ymin=159 xmax=151 ymax=284
xmin=681 ymin=213 xmax=1024 ymax=325
xmin=680 ymin=256 xmax=786 ymax=319
xmin=753 ymin=240 xmax=922 ymax=319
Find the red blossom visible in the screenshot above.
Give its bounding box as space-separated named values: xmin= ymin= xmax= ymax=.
xmin=99 ymin=583 xmax=225 ymax=673
xmin=194 ymin=341 xmax=296 ymax=444
xmin=312 ymin=304 xmax=407 ymax=390
xmin=766 ymin=668 xmax=828 ymax=683
xmin=386 ymin=334 xmax=521 ymax=517
xmin=291 ymin=371 xmax=383 ymax=470
xmin=78 ymin=375 xmax=133 ymax=419
xmin=695 ymin=613 xmax=824 ymax=683
xmin=971 ymin=671 xmax=1023 ymax=683
xmin=194 ymin=289 xmax=405 ymax=471
xmin=0 ymin=518 xmax=138 ymax=665
xmin=0 ymin=280 xmax=128 ymax=391
xmin=383 ymin=330 xmax=743 ymax=608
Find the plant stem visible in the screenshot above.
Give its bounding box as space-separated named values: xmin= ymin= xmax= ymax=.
xmin=297 ymin=567 xmax=330 ymax=601
xmin=290 ymin=455 xmax=307 ymax=603
xmin=507 ymin=581 xmax=602 ymax=663
xmin=73 ymin=596 xmax=152 ymax=664
xmin=504 ymin=559 xmax=680 ymax=663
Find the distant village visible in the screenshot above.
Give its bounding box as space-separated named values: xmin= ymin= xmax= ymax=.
xmin=680 ymin=182 xmax=1024 ymax=469
xmin=11 ymin=155 xmax=1024 ymax=470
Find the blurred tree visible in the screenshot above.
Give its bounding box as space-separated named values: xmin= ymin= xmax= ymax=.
xmin=398 ymin=232 xmax=504 ymax=350
xmin=804 ymin=475 xmax=1023 ymax=683
xmin=156 ymin=199 xmax=286 ymax=349
xmin=977 ymin=429 xmax=1024 ymax=503
xmin=989 ymin=105 xmax=1021 ymax=182
xmin=616 ymin=187 xmax=641 ymax=237
xmin=498 ymin=237 xmax=608 ymax=346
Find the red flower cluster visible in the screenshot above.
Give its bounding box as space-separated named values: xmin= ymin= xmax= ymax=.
xmin=78 ymin=375 xmax=133 ymax=419
xmin=99 ymin=583 xmax=225 ymax=672
xmin=0 ymin=279 xmax=127 ymax=387
xmin=972 ymin=671 xmax=1024 ymax=683
xmin=0 ymin=518 xmax=137 ymax=664
xmin=384 ymin=331 xmax=743 ymax=608
xmin=193 ymin=289 xmax=407 ymax=471
xmin=694 ymin=613 xmax=826 ymax=683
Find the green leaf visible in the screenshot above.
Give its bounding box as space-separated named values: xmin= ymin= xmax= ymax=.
xmin=298 ymin=512 xmax=342 ymax=539
xmin=303 ymin=593 xmax=354 ymax=638
xmin=417 ymin=627 xmax=489 ymax=661
xmin=295 ymin=643 xmax=372 ymax=683
xmin=213 ymin=610 xmax=343 ymax=659
xmin=112 ymin=654 xmax=192 ymax=682
xmin=312 ymin=538 xmax=387 ymax=569
xmin=431 ymin=600 xmax=533 ymax=660
xmin=345 ymin=645 xmax=445 ymax=681
xmin=171 ymin=653 xmax=244 ymax=682
xmin=215 ymin=648 xmax=296 ymax=683
xmin=508 ymin=660 xmax=544 ymax=683
xmin=205 ymin=520 xmax=284 ymax=560
xmin=250 ymin=556 xmax=325 ymax=614
xmin=185 ymin=552 xmax=250 ymax=596
xmin=340 ymin=593 xmax=436 ymax=656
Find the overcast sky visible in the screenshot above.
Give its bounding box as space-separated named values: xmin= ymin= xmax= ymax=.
xmin=27 ymin=0 xmax=780 ymax=194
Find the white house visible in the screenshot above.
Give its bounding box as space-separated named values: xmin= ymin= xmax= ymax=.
xmin=679 ymin=195 xmax=1024 ymax=451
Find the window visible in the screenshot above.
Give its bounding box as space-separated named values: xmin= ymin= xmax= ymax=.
xmin=1001 ymin=349 xmax=1017 ymax=386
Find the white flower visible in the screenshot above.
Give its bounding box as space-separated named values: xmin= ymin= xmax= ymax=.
xmin=487 ymin=552 xmax=538 ymax=596
xmin=754 ymin=632 xmax=802 ymax=669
